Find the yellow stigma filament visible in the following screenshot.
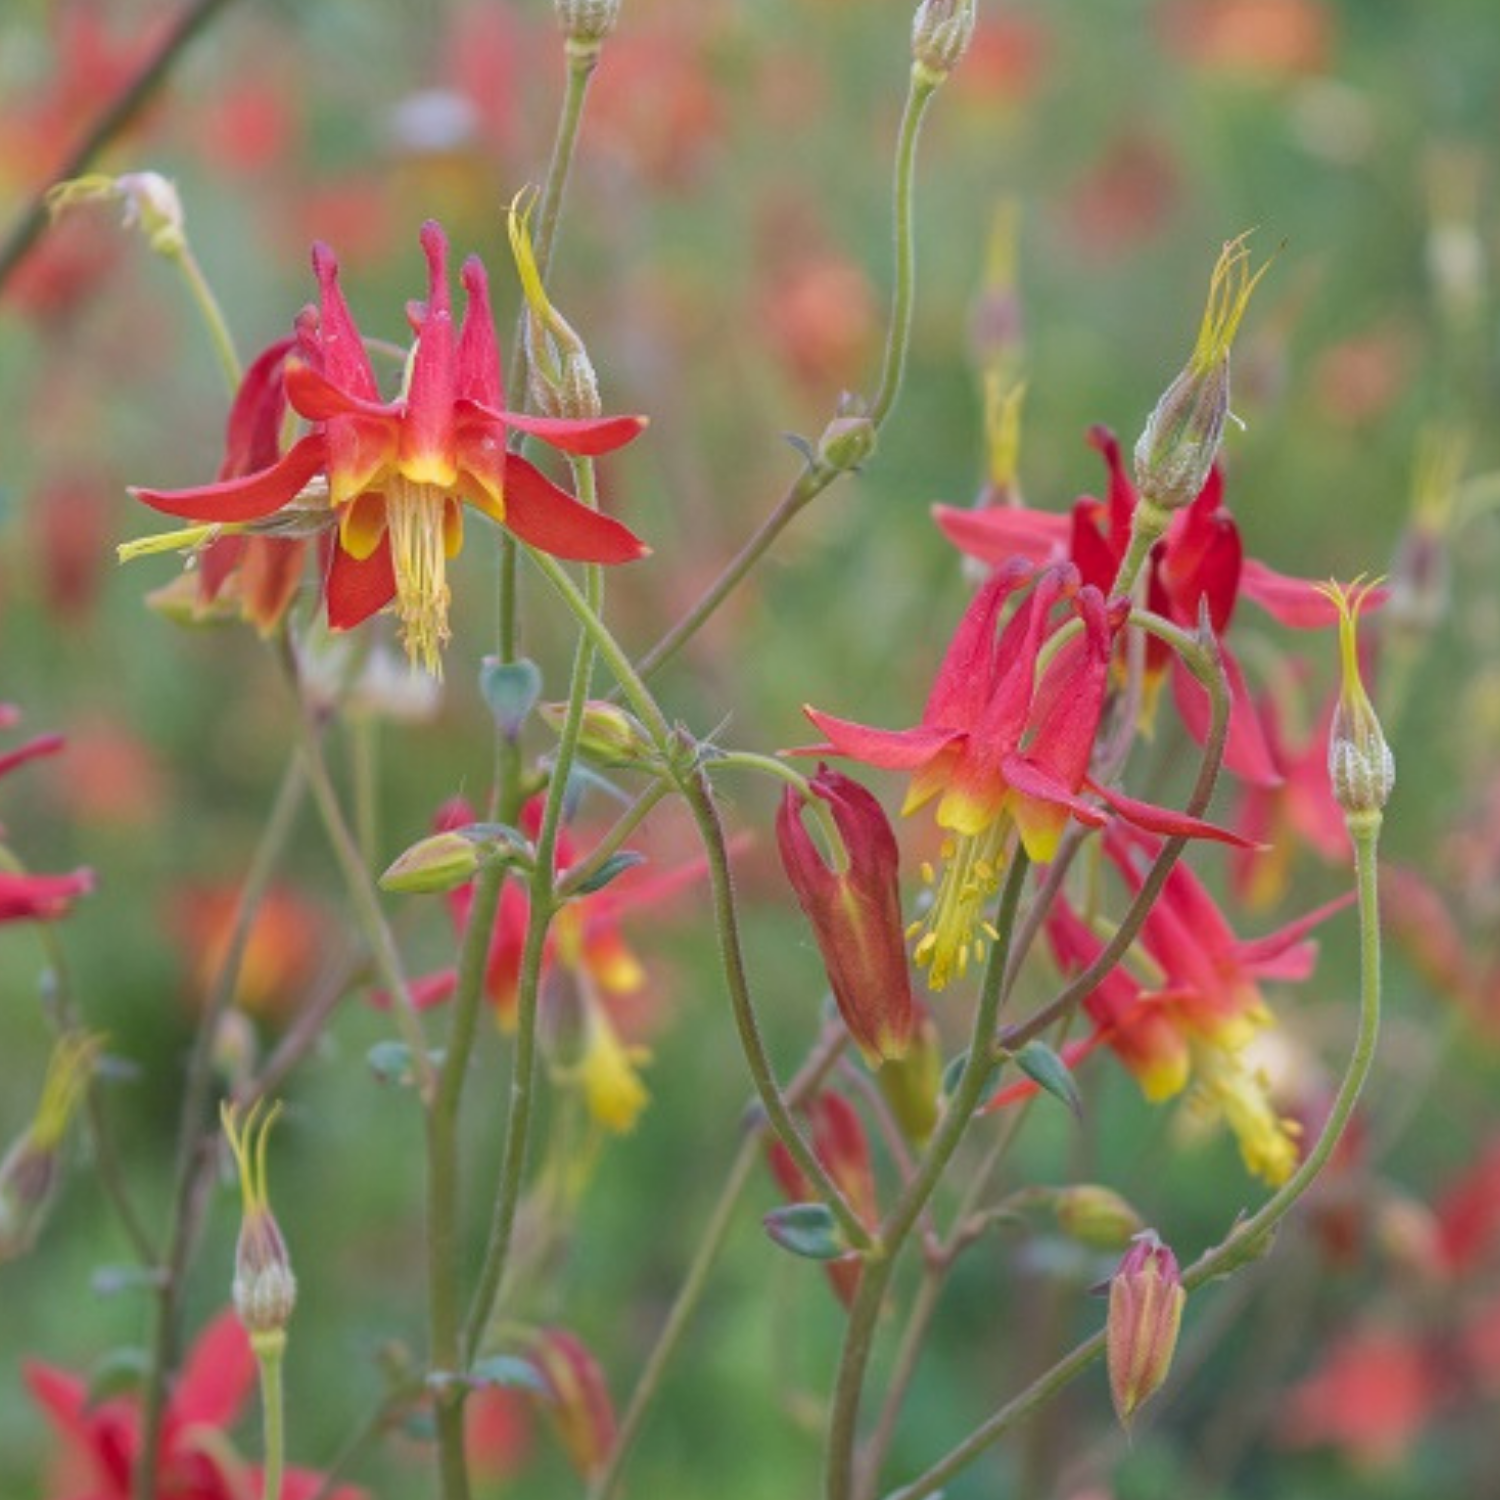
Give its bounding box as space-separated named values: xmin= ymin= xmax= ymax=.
xmin=221 ymin=1097 xmax=282 ymax=1219
xmin=1189 ymin=231 xmax=1274 ymax=376
xmin=911 ymin=819 xmax=1010 ymax=991
xmin=1314 ymin=574 xmax=1385 ymax=713
xmin=385 ymin=477 xmax=453 ymax=678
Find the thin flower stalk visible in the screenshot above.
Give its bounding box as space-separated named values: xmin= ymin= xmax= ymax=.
xmin=632 ymin=64 xmax=940 ymax=684
xmin=133 ymin=753 xmax=306 ymax=1500
xmin=824 ymin=853 xmax=1031 ymax=1500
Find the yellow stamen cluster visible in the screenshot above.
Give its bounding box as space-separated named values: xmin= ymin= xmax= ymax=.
xmin=906 ymin=820 xmax=1009 ymax=990
xmin=385 ymin=477 xmax=454 ymax=678
xmin=1183 ymin=1041 xmax=1301 ymax=1187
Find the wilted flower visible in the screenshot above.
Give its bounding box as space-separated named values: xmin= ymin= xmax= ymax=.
xmin=221 ymin=1099 xmax=297 ymax=1343
xmin=1318 ymin=576 xmax=1394 ymax=821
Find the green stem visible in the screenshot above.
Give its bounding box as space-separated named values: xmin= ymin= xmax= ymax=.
xmin=824 ymin=852 xmax=1030 ymax=1500
xmin=168 ymin=241 xmax=241 ymax=392
xmin=0 ymin=0 xmax=244 ymax=296
xmin=879 ymin=814 xmax=1385 ymax=1500
xmin=134 ymin=754 xmax=306 ymax=1500
xmin=1111 ymin=500 xmax=1172 ymax=597
xmin=257 ymin=1337 xmax=286 ymax=1500
xmin=464 ymin=466 xmax=606 ymax=1359
xmin=868 ymin=71 xmax=937 ymax=427
xmin=554 ymin=780 xmax=671 ymax=900
xmin=680 ymin=768 xmax=874 ymax=1251
xmin=590 ymin=1026 xmax=850 ymax=1500
xmin=631 ymin=66 xmax=939 ymax=685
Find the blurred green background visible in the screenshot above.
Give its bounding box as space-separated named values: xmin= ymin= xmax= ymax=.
xmin=3 ymin=0 xmax=1500 ymax=1496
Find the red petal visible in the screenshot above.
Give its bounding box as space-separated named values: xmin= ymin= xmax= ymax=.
xmin=399 ymin=222 xmax=457 ymax=474
xmin=285 ymin=360 xmax=394 ymax=423
xmin=1239 ymin=559 xmax=1389 ymax=628
xmin=1087 ymin=777 xmax=1255 ymax=847
xmin=1235 ymin=893 xmax=1355 ymax=972
xmin=931 ymin=503 xmax=1069 ymax=566
xmin=457 ymin=257 xmax=504 ymax=407
xmin=173 ymin=1310 xmax=254 ymax=1430
xmin=311 ymin=242 xmax=380 ymax=400
xmin=798 ymin=708 xmax=962 ymax=770
xmin=502 ymin=410 xmax=648 ymax=456
xmin=132 ymin=434 xmax=327 ymax=523
xmin=1001 ymin=753 xmax=1109 ymax=823
xmin=325 ymin=533 xmax=396 ymax=628
xmin=0 ymin=731 xmax=64 ymax=780
xmin=1171 ymin=650 xmax=1282 ymax=787
xmin=504 ymin=455 xmax=648 ymax=563
xmin=221 ymin=336 xmax=294 ymax=478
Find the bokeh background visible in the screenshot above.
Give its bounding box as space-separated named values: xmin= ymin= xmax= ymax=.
xmin=3 ymin=0 xmax=1500 ymax=1495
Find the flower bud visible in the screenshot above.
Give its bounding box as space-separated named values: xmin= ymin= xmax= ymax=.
xmin=1134 ymin=233 xmax=1271 ymax=514
xmin=556 ymin=0 xmax=620 ymax=47
xmin=1107 ymin=1230 xmax=1186 ymax=1428
xmin=911 ymin=0 xmax=976 ymax=83
xmin=47 ymin=172 xmax=186 ymax=257
xmin=1053 ymin=1185 xmax=1145 ymax=1251
xmin=0 ymin=1033 xmax=100 ymax=1262
xmin=1317 ymin=577 xmax=1394 ymax=821
xmin=777 ymin=767 xmax=914 ymax=1066
xmin=221 ymin=1099 xmax=297 ymax=1344
xmin=380 ymin=830 xmax=482 ymax=894
xmin=817 ymin=408 xmax=878 ymax=473
xmin=538 ymin=700 xmax=656 ymax=770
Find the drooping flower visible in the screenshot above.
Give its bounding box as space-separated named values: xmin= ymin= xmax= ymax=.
xmin=130 ymin=220 xmax=649 ymax=674
xmin=25 ymin=1311 xmax=363 ymax=1500
xmin=936 ymin=425 xmax=1349 ymax=784
xmin=800 ymin=561 xmax=1247 ymax=990
xmin=1033 ymin=826 xmax=1350 ymax=1184
xmin=776 ymin=766 xmax=914 ymax=1065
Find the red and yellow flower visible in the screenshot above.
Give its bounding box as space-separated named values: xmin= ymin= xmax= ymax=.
xmin=131 ymin=221 xmax=648 ymax=674
xmin=800 ymin=561 xmax=1245 ymax=989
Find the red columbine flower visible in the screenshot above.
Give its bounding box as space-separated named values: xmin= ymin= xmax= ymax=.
xmin=25 ymin=1311 xmax=363 ymax=1500
xmin=0 ymin=709 xmax=93 ymax=922
xmin=936 ymin=426 xmax=1350 ymax=784
xmin=132 ymin=220 xmax=649 ymax=674
xmin=776 ymin=766 xmax=914 ymax=1065
xmin=800 ymin=561 xmax=1246 ymax=990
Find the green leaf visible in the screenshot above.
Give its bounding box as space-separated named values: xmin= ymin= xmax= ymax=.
xmin=480 ymin=657 xmax=542 ymax=739
xmin=572 ymin=850 xmax=647 ymax=896
xmin=468 ymin=1354 xmax=551 ymax=1397
xmin=762 ymin=1202 xmax=847 ymax=1261
xmin=367 ymin=1041 xmax=440 ymax=1086
xmin=1016 ymin=1040 xmax=1081 ymax=1118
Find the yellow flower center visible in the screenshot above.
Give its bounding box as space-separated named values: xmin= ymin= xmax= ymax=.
xmin=385 ymin=477 xmax=454 ymax=677
xmin=907 ymin=818 xmax=1011 ymax=991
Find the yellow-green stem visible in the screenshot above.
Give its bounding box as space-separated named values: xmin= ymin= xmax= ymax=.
xmin=169 ymin=241 xmax=241 ymax=392
xmin=256 ymin=1337 xmax=286 ymax=1500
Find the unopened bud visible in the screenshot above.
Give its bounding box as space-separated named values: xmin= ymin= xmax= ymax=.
xmin=0 ymin=1032 xmax=100 ymax=1262
xmin=539 ymin=700 xmax=655 ymax=769
xmin=556 ymin=0 xmax=620 ymax=47
xmin=911 ymin=0 xmax=976 ymax=83
xmin=47 ymin=172 xmax=186 ymax=257
xmin=817 ymin=405 xmax=878 ymax=473
xmin=1318 ymin=577 xmax=1394 ymax=820
xmin=1107 ymin=1230 xmax=1185 ymax=1428
xmin=380 ymin=830 xmax=482 ymax=894
xmin=522 ymin=1328 xmax=618 ymax=1481
xmin=1134 ymin=232 xmax=1272 ymax=514
xmin=1054 ymin=1185 xmax=1145 ymax=1251
xmin=221 ymin=1098 xmax=297 ymax=1342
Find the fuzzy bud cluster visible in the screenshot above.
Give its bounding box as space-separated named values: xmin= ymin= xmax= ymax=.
xmin=556 ymin=0 xmax=620 ymax=47
xmin=911 ymin=0 xmax=976 ymax=82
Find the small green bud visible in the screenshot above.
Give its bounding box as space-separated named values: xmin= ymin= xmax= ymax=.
xmin=1053 ymin=1185 xmax=1145 ymax=1251
xmin=380 ymin=831 xmax=481 ymax=894
xmin=817 ymin=411 xmax=878 ymax=472
xmin=1318 ymin=577 xmax=1395 ymax=820
xmin=222 ymin=1099 xmax=297 ymax=1342
xmin=556 ymin=0 xmax=620 ymax=46
xmin=539 ymin=700 xmax=656 ymax=770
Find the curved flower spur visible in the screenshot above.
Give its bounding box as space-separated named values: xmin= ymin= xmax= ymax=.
xmin=130 ymin=220 xmax=649 ymax=675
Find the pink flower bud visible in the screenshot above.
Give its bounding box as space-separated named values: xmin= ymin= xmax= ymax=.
xmin=776 ymin=767 xmax=914 ymax=1066
xmin=1107 ymin=1230 xmax=1186 ymax=1427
